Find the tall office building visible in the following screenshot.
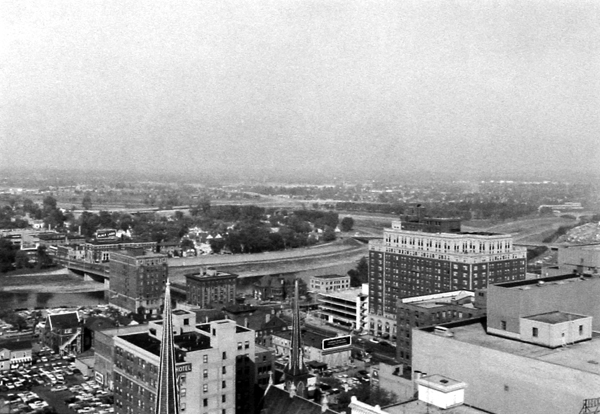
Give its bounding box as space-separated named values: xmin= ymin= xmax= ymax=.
xmin=368 ymin=207 xmax=526 ymax=340
xmin=109 ymin=250 xmax=168 ymax=316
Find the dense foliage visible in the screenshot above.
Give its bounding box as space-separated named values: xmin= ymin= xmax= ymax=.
xmin=0 ymin=239 xmax=53 ymax=273
xmin=75 ymin=203 xmax=339 ymax=254
xmin=348 ymin=257 xmax=368 ymax=287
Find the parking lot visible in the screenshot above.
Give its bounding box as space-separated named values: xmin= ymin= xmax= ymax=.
xmin=0 ymin=352 xmax=113 ymax=414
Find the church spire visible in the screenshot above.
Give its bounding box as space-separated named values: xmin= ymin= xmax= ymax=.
xmin=283 ymin=279 xmax=309 ymax=394
xmin=155 ymin=280 xmax=179 ymax=414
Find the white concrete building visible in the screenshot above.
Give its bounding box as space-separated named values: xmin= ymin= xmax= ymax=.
xmin=317 ymin=284 xmax=369 ymax=331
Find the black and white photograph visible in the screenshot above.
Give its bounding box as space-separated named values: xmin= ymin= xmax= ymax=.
xmin=1 ymin=1 xmax=599 ymax=413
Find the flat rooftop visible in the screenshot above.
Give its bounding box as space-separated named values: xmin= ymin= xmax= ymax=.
xmin=495 ymin=273 xmax=584 ymax=288
xmin=564 ymin=244 xmax=600 ymax=251
xmin=422 ymin=320 xmax=600 ymax=376
xmin=523 ymin=311 xmax=589 ymax=324
xmin=317 ymin=288 xmax=365 ymax=301
xmin=386 ymin=226 xmax=506 ymax=238
xmin=312 ymin=274 xmax=348 ymax=280
xmin=119 ymin=331 xmax=211 ymax=357
xmin=402 ymin=291 xmax=474 ymax=308
xmin=416 ymin=374 xmax=466 ymax=392
xmin=86 ymin=240 xmax=156 ymax=247
xmin=386 ymin=400 xmax=492 ymax=414
xmin=185 ymin=271 xmax=238 ymax=281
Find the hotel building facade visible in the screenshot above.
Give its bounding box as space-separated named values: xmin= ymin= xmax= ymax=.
xmin=368 ymin=212 xmax=526 ymax=340
xmin=113 ymin=310 xmax=256 ymax=414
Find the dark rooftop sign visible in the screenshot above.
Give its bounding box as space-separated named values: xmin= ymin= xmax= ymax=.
xmin=322 ymin=335 xmax=351 ymax=350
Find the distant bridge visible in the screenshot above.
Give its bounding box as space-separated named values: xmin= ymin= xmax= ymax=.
xmin=53 ymin=257 xmax=110 ymax=282
xmin=54 ymin=257 xmax=190 ymax=297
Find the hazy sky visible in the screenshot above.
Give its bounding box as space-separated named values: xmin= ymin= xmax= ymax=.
xmin=2 ymin=0 xmax=599 ymax=179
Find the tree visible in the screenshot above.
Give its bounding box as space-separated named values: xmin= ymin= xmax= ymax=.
xmin=14 ymin=250 xmax=31 ymax=269
xmin=340 ymin=217 xmax=354 ymax=232
xmin=0 ymin=238 xmax=16 ymax=273
xmin=43 ymin=195 xmax=57 ymax=212
xmin=82 ymin=193 xmax=93 ymax=210
xmin=44 ymin=208 xmax=66 ymax=230
xmin=209 ymin=238 xmax=226 ymax=254
xmin=322 ymin=227 xmax=336 ymax=242
xmin=348 ymin=257 xmax=368 ymax=287
xmin=180 ymin=238 xmax=195 ymax=251
xmin=98 ymin=211 xmax=115 ymax=228
xmin=0 ymin=311 xmax=27 ymax=331
xmin=36 ymin=245 xmax=53 ymax=269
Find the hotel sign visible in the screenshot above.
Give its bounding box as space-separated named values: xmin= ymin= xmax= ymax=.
xmin=176 ymin=363 xmax=192 ymax=374
xmin=322 ymin=335 xmax=352 ymax=350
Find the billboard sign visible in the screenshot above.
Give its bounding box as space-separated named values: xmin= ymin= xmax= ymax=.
xmin=322 ymin=335 xmax=352 ymax=350
xmin=96 ymin=229 xmax=117 ymax=241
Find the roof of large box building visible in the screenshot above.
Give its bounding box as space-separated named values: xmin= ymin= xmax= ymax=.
xmin=523 ymin=311 xmax=590 ymax=324
xmin=118 ymin=330 xmax=212 ymax=357
xmin=495 ymin=273 xmax=585 ymax=288
xmin=420 ymin=319 xmax=600 ymax=376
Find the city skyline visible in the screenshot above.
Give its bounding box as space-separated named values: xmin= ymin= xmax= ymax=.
xmin=3 ymin=0 xmax=599 ymax=179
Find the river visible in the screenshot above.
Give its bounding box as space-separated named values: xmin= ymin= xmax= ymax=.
xmin=0 ymin=256 xmax=357 ymax=312
xmin=0 ymin=290 xmax=106 ymax=312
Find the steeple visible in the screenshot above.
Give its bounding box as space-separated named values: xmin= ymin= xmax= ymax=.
xmin=155 ymin=280 xmax=179 ymax=414
xmin=283 ymin=279 xmax=309 ymax=396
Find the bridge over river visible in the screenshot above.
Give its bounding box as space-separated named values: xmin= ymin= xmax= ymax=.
xmin=54 ymin=238 xmax=368 ymax=296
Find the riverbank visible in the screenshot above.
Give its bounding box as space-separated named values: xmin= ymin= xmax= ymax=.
xmin=0 ymin=268 xmax=104 ymax=293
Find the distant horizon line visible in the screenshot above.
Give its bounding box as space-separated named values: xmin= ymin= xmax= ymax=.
xmin=0 ymin=166 xmax=597 ymax=186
